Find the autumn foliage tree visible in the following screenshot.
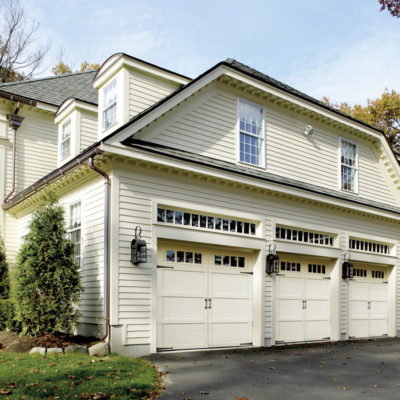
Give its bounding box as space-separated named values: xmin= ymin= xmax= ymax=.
xmin=322 ymin=89 xmax=400 ymax=150
xmin=379 ymin=0 xmax=400 ymax=17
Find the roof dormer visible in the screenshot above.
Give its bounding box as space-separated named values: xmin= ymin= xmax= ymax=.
xmin=93 ymin=53 xmax=191 ymax=140
xmin=55 ymin=98 xmax=98 ymax=166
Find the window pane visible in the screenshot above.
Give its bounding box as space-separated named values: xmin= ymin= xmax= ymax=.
xmin=215 ymin=217 xmax=221 ymax=230
xmin=195 ymin=253 xmax=202 ymax=264
xmin=166 ymin=250 xmax=175 ymax=262
xmin=223 ymin=256 xmax=230 ymax=266
xmin=192 ymin=214 xmax=199 ymax=227
xmin=208 ymin=216 xmax=214 ymax=229
xmin=200 ymin=215 xmax=207 ymax=228
xmin=177 ymin=251 xmax=184 ymax=262
xmin=175 ymin=211 xmax=182 ymax=224
xmin=215 ymin=255 xmax=221 ymax=265
xmin=183 ymin=213 xmax=191 ymax=225
xmin=238 ymin=257 xmax=245 ymax=268
xmin=166 ymin=210 xmax=174 ymax=223
xmin=186 ymin=252 xmax=193 ymax=263
xmin=157 ymin=208 xmax=165 ymax=222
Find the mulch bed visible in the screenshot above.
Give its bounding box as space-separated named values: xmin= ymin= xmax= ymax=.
xmin=0 ymin=330 xmax=99 ymax=353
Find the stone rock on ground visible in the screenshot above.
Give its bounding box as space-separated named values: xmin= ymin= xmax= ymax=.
xmin=88 ymin=342 xmax=109 ymax=356
xmin=47 ymin=347 xmax=63 ymax=354
xmin=29 ymin=347 xmax=46 ymax=355
xmin=65 ymin=344 xmax=88 ymax=353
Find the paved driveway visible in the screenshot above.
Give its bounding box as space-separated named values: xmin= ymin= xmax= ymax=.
xmin=149 ymin=339 xmax=400 ymax=400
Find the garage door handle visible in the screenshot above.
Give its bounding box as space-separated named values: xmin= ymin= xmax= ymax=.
xmin=208 ymin=298 xmax=212 ymax=309
xmin=205 ymin=298 xmax=208 ymax=309
xmin=368 ymin=301 xmax=371 ymax=309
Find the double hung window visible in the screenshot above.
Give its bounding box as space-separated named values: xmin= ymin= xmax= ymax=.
xmin=102 ymin=79 xmax=117 ymax=131
xmin=238 ymin=99 xmax=265 ymax=167
xmin=340 ymin=138 xmax=358 ymax=192
xmin=60 ymin=119 xmax=71 ymax=161
xmin=68 ymin=201 xmax=82 ymax=269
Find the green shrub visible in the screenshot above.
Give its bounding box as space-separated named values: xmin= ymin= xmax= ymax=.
xmin=0 ymin=299 xmax=12 ymax=330
xmin=0 ymin=235 xmax=9 ymax=299
xmin=14 ymin=195 xmax=83 ymax=336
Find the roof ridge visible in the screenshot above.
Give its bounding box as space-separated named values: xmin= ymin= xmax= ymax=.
xmin=0 ymin=70 xmax=97 ymax=87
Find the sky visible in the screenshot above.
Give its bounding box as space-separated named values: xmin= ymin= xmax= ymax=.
xmin=21 ymin=0 xmax=400 ymax=106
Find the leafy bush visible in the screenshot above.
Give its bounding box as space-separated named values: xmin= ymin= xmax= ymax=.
xmin=0 ymin=234 xmax=9 ymax=299
xmin=14 ymin=195 xmax=83 ymax=336
xmin=0 ymin=299 xmax=12 ymax=330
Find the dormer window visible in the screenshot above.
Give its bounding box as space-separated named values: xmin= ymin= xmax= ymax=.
xmin=102 ymin=78 xmax=117 ymax=131
xmin=60 ymin=118 xmax=71 ymax=161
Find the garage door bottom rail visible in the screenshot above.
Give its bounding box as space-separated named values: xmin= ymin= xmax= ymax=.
xmin=275 ymin=338 xmax=331 ymax=346
xmin=157 ymin=343 xmax=254 ymax=352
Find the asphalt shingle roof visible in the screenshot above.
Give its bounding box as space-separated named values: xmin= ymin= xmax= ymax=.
xmin=123 ymin=138 xmax=400 ymax=216
xmin=0 ymin=70 xmax=98 ymax=106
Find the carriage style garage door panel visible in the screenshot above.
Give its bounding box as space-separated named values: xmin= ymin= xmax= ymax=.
xmin=157 ymin=242 xmax=254 ymax=351
xmin=275 ymin=255 xmax=332 ymax=343
xmin=349 ymin=265 xmax=388 ymax=338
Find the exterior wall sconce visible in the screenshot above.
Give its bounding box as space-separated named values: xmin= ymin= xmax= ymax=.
xmin=266 ymin=243 xmax=280 ymax=274
xmin=131 ymin=226 xmax=147 ymax=264
xmin=342 ymin=252 xmax=354 ymax=279
xmin=304 ymin=124 xmax=313 ymax=136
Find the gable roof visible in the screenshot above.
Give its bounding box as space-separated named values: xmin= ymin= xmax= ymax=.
xmin=0 ymin=70 xmax=98 ymax=107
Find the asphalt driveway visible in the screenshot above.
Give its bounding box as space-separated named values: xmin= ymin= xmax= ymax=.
xmin=149 ymin=338 xmax=400 ymax=400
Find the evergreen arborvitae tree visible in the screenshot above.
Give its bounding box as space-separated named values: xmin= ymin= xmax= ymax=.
xmin=14 ymin=196 xmax=83 ymax=336
xmin=0 ymin=235 xmax=9 ymax=299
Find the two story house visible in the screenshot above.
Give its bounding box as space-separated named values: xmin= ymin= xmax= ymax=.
xmin=1 ymin=53 xmax=400 ymax=357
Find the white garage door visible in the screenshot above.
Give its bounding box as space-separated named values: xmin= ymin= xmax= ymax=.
xmin=275 ymin=255 xmax=331 ymax=343
xmin=349 ymin=265 xmax=388 ymax=338
xmin=157 ymin=242 xmax=254 ymax=351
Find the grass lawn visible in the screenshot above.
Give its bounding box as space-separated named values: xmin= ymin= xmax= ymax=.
xmin=0 ymin=352 xmax=160 ymax=399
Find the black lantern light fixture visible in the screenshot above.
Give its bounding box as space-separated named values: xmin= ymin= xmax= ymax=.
xmin=342 ymin=252 xmax=354 ymax=279
xmin=131 ymin=226 xmax=147 ymax=264
xmin=266 ymin=243 xmax=280 ymax=274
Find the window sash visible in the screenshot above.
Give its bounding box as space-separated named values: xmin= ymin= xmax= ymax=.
xmin=340 ymin=139 xmax=357 ymax=191
xmin=102 ymin=79 xmax=117 ymax=131
xmin=238 ymin=100 xmax=264 ymax=166
xmin=68 ymin=202 xmax=81 ymax=268
xmin=60 ymin=120 xmax=71 ymax=160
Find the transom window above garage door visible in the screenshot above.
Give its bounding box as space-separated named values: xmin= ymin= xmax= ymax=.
xmin=308 ymin=264 xmax=326 ymax=274
xmin=349 ymin=238 xmax=392 ymax=255
xmin=276 ymin=226 xmax=335 ymax=247
xmin=280 ymin=261 xmax=301 ymax=272
xmin=157 ymin=207 xmax=257 ymax=236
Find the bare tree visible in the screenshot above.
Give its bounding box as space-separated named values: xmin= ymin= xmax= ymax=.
xmin=379 ymin=0 xmax=400 ymax=17
xmin=0 ymin=0 xmax=48 ymax=83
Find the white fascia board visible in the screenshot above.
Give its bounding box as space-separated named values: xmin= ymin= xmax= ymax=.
xmin=55 ymin=99 xmax=98 ymax=124
xmin=276 ymin=242 xmax=342 ymax=259
xmin=94 ymin=55 xmax=190 ymax=90
xmin=104 ymin=66 xmax=227 ymax=144
xmin=36 ymin=102 xmax=58 ymax=113
xmin=223 ymin=70 xmax=383 ymax=140
xmin=100 ymin=142 xmax=400 ymax=222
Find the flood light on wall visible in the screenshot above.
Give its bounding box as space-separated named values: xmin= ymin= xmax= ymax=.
xmin=304 ymin=124 xmax=313 ymax=136
xmin=266 ymin=243 xmax=280 ymax=274
xmin=131 ymin=226 xmax=147 ymax=264
xmin=342 ymin=252 xmax=354 ymax=279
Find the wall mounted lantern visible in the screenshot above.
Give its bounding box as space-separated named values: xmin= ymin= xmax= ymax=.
xmin=266 ymin=243 xmax=280 ymax=274
xmin=131 ymin=226 xmax=147 ymax=264
xmin=342 ymin=252 xmax=354 ymax=279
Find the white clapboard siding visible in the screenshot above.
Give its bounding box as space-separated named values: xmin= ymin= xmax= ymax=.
xmin=117 ymin=166 xmax=400 ymax=345
xmin=3 ymin=212 xmax=18 ymax=267
xmin=129 ymin=70 xmax=181 ymax=118
xmin=145 ymin=85 xmax=398 ymax=207
xmin=339 ymin=232 xmax=349 ymax=337
xmin=397 ymin=244 xmax=400 ymax=335
xmin=80 ymin=111 xmax=98 ymax=152
xmin=4 ymin=109 xmax=57 ymax=196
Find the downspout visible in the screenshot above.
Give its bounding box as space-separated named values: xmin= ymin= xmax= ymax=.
xmin=89 ymin=153 xmax=110 ymax=342
xmin=3 ymin=104 xmax=24 ymax=204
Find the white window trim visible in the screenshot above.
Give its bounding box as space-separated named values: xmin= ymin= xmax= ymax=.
xmin=101 ymin=78 xmax=118 ymax=132
xmin=237 ymin=98 xmax=266 ymax=169
xmin=67 ymin=199 xmax=83 ymax=271
xmin=339 ymin=137 xmax=359 ymax=194
xmin=57 ymin=112 xmax=80 ymax=166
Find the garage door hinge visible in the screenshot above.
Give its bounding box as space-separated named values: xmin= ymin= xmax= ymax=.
xmin=323 ymin=277 xmax=331 ymax=280
xmin=240 ymin=271 xmax=253 ymax=275
xmin=157 ymin=265 xmax=174 ymax=269
xmin=383 ymin=281 xmax=388 ymax=284
xmin=240 ymin=342 xmax=252 ymax=346
xmin=157 ymin=347 xmax=173 ymax=352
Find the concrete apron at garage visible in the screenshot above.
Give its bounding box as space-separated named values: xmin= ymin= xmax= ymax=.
xmin=149 ymin=338 xmax=400 ymax=400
